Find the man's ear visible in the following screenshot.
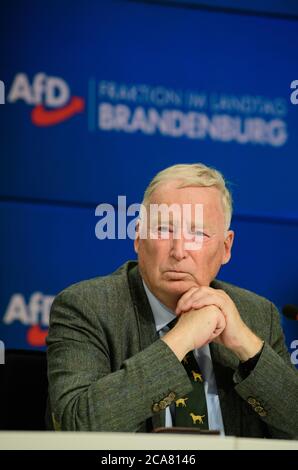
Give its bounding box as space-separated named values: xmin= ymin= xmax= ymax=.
xmin=222 ymin=230 xmax=234 ymax=265
xmin=134 ymin=220 xmax=140 ymax=254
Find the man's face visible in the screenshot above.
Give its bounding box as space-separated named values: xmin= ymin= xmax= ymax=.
xmin=134 ymin=180 xmax=234 ymax=310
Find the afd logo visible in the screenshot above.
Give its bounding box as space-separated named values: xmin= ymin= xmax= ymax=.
xmin=3 ymin=291 xmax=54 ymax=347
xmin=7 ymin=72 xmax=85 ymax=126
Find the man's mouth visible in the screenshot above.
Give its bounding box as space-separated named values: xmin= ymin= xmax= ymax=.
xmin=164 ymin=270 xmax=189 ymax=279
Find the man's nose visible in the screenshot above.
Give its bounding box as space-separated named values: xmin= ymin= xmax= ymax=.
xmin=170 ymin=236 xmax=188 ymax=260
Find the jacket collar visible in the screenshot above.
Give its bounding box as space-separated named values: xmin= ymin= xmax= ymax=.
xmin=127 ymin=262 xmax=166 ymax=430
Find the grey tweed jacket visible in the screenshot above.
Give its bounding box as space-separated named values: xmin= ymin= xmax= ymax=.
xmin=47 ymin=261 xmax=298 ymax=438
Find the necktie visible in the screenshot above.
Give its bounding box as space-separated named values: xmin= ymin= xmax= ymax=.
xmin=166 ymin=318 xmax=209 ymax=429
xmin=174 ymin=351 xmax=209 ymax=429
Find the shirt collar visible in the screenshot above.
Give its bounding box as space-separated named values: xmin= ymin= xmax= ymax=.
xmin=142 ymin=280 xmax=176 ymax=332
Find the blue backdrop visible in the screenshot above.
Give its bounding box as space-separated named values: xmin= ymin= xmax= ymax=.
xmin=0 ymin=0 xmax=297 ymax=366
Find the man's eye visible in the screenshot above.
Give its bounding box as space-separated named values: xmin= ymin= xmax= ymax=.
xmin=191 ymin=230 xmax=205 ymax=236
xmin=192 ymin=230 xmax=210 ymax=239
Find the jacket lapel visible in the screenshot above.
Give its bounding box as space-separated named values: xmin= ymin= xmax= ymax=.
xmin=210 ymin=342 xmax=242 ymax=436
xmin=127 ymin=263 xmax=165 ymax=430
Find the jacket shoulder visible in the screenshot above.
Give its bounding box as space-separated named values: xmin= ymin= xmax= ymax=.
xmin=212 ymin=278 xmax=273 ymax=308
xmin=51 ymin=261 xmax=137 ymax=316
xmin=58 ymin=260 xmax=136 ymax=292
xmin=212 ymin=279 xmax=277 ymax=337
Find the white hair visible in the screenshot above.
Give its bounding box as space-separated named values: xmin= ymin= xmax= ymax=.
xmin=142 ymin=163 xmax=233 ymax=230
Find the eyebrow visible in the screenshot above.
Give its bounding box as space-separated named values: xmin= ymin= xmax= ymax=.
xmin=149 ymin=213 xmax=211 ymax=230
xmin=151 ymin=220 xmax=208 ymax=231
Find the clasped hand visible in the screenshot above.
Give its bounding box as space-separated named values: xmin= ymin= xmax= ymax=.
xmin=165 ymin=287 xmax=263 ymax=361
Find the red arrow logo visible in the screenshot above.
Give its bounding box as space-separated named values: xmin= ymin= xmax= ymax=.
xmin=31 ymin=96 xmax=85 ymax=126
xmin=27 ymin=325 xmax=49 ymax=347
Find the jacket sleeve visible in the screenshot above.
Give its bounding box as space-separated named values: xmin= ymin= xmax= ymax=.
xmin=47 ymin=289 xmax=192 ymax=431
xmin=234 ymin=302 xmax=298 ymax=439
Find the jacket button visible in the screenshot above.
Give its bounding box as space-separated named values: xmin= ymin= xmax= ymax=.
xmin=163 ymin=396 xmax=172 ymax=406
xmin=152 ymin=403 xmax=160 ymax=413
xmin=247 ymin=397 xmax=257 ymax=406
xmin=159 ymin=400 xmax=167 ymax=410
xmin=255 ymin=405 xmax=266 ymax=416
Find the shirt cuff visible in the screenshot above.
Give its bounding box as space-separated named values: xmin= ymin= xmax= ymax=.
xmin=237 ymin=341 xmax=265 ymax=379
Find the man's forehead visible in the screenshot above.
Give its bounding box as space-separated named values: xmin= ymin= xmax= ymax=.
xmin=149 ymin=182 xmax=222 ymax=206
xmin=145 ymin=183 xmax=226 ymax=230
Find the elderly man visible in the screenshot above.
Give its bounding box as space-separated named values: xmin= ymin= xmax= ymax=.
xmin=47 ymin=163 xmax=298 ymax=438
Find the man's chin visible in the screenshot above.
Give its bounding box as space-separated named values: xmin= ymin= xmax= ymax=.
xmin=162 ymin=278 xmax=195 ymax=295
